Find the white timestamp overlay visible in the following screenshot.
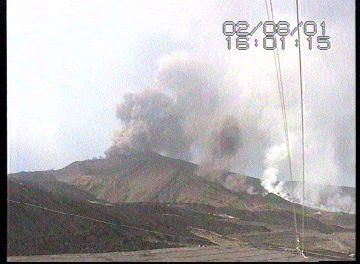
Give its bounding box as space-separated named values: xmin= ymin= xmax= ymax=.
xmin=223 ymin=21 xmax=330 ymax=50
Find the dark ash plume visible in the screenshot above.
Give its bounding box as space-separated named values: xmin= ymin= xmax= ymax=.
xmin=107 ymin=52 xmax=243 ymax=169
xmin=209 ymin=116 xmax=241 ymax=160
xmin=104 ymin=51 xmax=354 ymax=213
xmin=110 ymin=90 xmax=191 ymax=159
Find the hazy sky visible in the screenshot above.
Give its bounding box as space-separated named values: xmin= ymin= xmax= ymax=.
xmin=8 ymin=0 xmax=355 ymax=186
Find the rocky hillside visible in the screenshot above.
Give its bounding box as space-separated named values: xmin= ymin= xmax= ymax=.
xmin=8 ymin=179 xmax=353 ymax=256
xmin=9 ymin=150 xmax=355 ymax=214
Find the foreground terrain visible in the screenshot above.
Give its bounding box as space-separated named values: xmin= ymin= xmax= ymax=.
xmin=8 ymin=245 xmax=354 ymax=262
xmin=7 ymin=151 xmax=355 ymax=258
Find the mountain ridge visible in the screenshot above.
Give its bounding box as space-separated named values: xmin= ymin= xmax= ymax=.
xmin=8 ymin=150 xmax=355 ymax=214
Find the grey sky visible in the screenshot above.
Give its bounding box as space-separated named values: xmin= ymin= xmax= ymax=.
xmin=8 ymin=0 xmax=355 ymax=186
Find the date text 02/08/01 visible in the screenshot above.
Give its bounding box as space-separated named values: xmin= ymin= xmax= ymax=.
xmin=223 ymin=21 xmax=330 ymax=50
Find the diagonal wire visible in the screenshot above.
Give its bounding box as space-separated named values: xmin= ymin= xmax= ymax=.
xmin=264 ymin=0 xmax=300 ymax=245
xmin=8 ymin=199 xmax=352 ymax=260
xmin=7 ymin=199 xmax=210 ymax=243
xmin=295 ymin=0 xmax=306 ymax=253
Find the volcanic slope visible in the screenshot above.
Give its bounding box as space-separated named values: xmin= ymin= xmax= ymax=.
xmin=8 ymin=179 xmax=353 ymax=257
xmin=9 ymin=151 xmax=308 ymax=212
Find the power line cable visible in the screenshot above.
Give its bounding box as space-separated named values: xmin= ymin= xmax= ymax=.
xmin=8 ymin=199 xmax=352 ymax=261
xmin=264 ymin=0 xmax=300 ymax=248
xmin=295 ymin=0 xmax=306 ymax=255
xmin=7 ymin=199 xmax=210 ymax=243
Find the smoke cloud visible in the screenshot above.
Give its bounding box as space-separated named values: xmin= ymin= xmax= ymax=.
xmin=113 ymin=90 xmax=191 ymax=158
xmin=208 ymin=116 xmax=242 ymax=159
xmin=107 ymin=50 xmax=354 ymax=214
xmin=261 ymin=142 xmax=292 ymax=200
xmin=260 ymin=138 xmax=355 ymax=214
xmin=107 ymin=52 xmax=242 ymax=168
